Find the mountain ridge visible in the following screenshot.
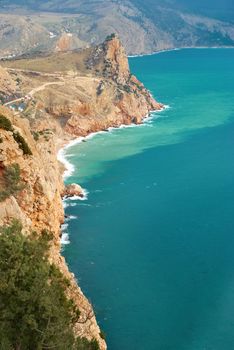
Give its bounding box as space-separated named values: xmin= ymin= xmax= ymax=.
xmin=0 ymin=0 xmax=233 ymax=57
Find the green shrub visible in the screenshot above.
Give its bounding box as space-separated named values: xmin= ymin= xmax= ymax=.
xmin=123 ymin=84 xmax=132 ymax=93
xmin=0 ymin=221 xmax=100 ymax=350
xmin=105 ymin=33 xmax=116 ymax=41
xmin=0 ymin=114 xmax=13 ymax=131
xmin=32 ymin=131 xmax=39 ymax=141
xmin=99 ymin=330 xmax=106 ymax=340
xmin=76 ymin=337 xmax=100 ymax=350
xmin=13 ymin=131 xmax=32 ymax=155
xmin=0 ymin=114 xmax=32 ymax=155
xmin=0 ymin=163 xmax=25 ymax=202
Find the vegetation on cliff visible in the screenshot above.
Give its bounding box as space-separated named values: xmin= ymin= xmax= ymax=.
xmin=0 ymin=35 xmax=159 ymax=349
xmin=0 ymin=221 xmax=99 ymax=350
xmin=0 ymin=114 xmax=32 ymax=155
xmin=0 ymin=164 xmax=25 ymax=202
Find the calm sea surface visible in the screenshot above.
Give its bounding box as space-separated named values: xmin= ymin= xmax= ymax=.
xmin=63 ymin=49 xmax=234 ymax=350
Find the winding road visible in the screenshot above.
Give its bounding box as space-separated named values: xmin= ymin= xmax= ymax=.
xmin=4 ymin=81 xmax=65 ymax=107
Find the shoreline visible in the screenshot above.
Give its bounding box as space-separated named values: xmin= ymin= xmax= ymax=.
xmin=57 ymin=106 xmax=169 ymax=246
xmin=128 ymin=45 xmax=234 ymax=58
xmin=57 ymin=106 xmax=169 ymax=180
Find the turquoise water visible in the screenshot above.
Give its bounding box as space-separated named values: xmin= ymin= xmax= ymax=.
xmin=63 ymin=49 xmax=234 ymax=350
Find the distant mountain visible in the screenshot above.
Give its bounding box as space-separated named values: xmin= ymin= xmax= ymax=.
xmin=0 ymin=0 xmax=233 ymax=57
xmin=1 ymin=0 xmax=233 ymax=21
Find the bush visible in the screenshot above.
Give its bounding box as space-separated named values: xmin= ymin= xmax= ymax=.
xmin=32 ymin=131 xmax=39 ymax=141
xmin=76 ymin=338 xmax=100 ymax=350
xmin=123 ymin=84 xmax=132 ymax=93
xmin=13 ymin=131 xmax=32 ymax=155
xmin=105 ymin=33 xmax=116 ymax=41
xmin=0 ymin=114 xmax=32 ymax=155
xmin=0 ymin=114 xmax=13 ymax=131
xmin=0 ymin=163 xmax=25 ymax=202
xmin=0 ymin=221 xmax=100 ymax=350
xmin=99 ymin=330 xmax=106 ymax=340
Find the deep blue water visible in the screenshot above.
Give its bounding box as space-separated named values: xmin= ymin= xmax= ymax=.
xmin=63 ymin=49 xmax=234 ymax=350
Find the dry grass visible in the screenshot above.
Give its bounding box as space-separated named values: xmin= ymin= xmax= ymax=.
xmin=1 ymin=49 xmax=93 ymax=74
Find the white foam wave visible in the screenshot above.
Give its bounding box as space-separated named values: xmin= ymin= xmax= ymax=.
xmin=58 ymin=104 xmax=169 ymax=182
xmin=62 ymin=201 xmax=78 ymax=209
xmin=128 ymin=48 xmax=180 ymax=58
xmin=61 ymin=233 xmax=70 ymax=245
xmin=63 ymin=188 xmax=89 ymax=202
xmin=61 ymin=223 xmax=68 ymax=231
xmin=58 ymin=104 xmax=169 ymax=247
xmin=65 ymin=215 xmax=77 ymax=220
xmin=63 ymin=201 xmax=68 ymax=209
xmin=70 ymin=215 xmax=77 ymax=219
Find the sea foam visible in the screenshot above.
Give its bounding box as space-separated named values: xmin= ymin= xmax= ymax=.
xmin=58 ymin=104 xmax=169 ymax=245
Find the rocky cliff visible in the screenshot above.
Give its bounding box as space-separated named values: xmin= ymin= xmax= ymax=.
xmin=0 ymin=106 xmax=107 ymax=349
xmin=0 ymin=36 xmax=163 ymax=349
xmin=52 ymin=35 xmax=163 ymax=135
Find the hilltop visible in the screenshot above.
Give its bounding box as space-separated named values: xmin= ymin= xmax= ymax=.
xmin=0 ymin=35 xmax=162 ymax=136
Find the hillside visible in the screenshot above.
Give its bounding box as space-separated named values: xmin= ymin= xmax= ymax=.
xmin=0 ymin=0 xmax=233 ymax=57
xmin=0 ymin=37 xmax=162 ymax=348
xmin=0 ymin=35 xmax=163 ymax=134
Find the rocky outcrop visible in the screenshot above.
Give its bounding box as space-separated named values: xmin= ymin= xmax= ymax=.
xmin=86 ymin=34 xmax=130 ymax=84
xmin=55 ymin=33 xmax=74 ymax=52
xmin=64 ymin=36 xmax=163 ymax=136
xmin=63 ymin=183 xmax=85 ymax=198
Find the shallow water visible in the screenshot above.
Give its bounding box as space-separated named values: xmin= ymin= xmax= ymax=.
xmin=63 ymin=48 xmax=234 ymax=350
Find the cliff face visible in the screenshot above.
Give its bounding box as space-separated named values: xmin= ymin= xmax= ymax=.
xmin=0 ymin=36 xmax=162 ymax=349
xmin=0 ymin=106 xmax=107 ymax=349
xmin=63 ymin=36 xmax=163 ymax=135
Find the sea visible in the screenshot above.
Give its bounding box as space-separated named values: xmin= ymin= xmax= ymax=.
xmin=61 ymin=48 xmax=234 ymax=350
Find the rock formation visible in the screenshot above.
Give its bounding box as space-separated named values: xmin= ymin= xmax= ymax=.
xmin=63 ymin=183 xmax=85 ymax=198
xmin=0 ymin=106 xmax=106 ymax=349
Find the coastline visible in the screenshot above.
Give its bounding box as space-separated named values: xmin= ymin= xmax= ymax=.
xmin=128 ymin=45 xmax=234 ymax=58
xmin=58 ymin=106 xmax=168 ymax=194
xmin=57 ymin=105 xmax=169 ymax=247
xmin=55 ymin=103 xmax=170 ymax=347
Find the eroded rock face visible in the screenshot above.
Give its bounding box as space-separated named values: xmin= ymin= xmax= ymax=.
xmin=64 ymin=36 xmax=163 ymax=136
xmin=86 ymin=34 xmax=130 ymax=84
xmin=103 ymin=35 xmax=130 ymax=84
xmin=0 ymin=107 xmax=106 ymax=350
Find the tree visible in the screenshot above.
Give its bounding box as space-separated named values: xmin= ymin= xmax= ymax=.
xmin=0 ymin=164 xmax=25 ymax=202
xmin=0 ymin=221 xmax=99 ymax=350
